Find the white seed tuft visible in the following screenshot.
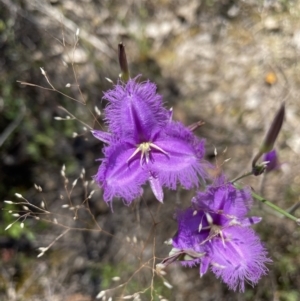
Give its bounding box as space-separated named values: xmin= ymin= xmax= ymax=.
xmin=112 ymin=276 xmax=120 ymax=282
xmin=105 ymin=77 xmax=113 ymax=84
xmin=163 ymin=281 xmax=173 ymax=289
xmin=88 ymin=190 xmax=95 ymax=199
xmin=96 ymin=290 xmax=106 ymax=299
xmin=156 ymin=263 xmax=165 ymax=270
xmin=15 ymin=193 xmax=22 ymax=198
xmin=38 ymin=247 xmax=48 ymax=252
xmin=40 ymin=67 xmax=46 ymax=75
xmin=94 ymin=106 xmax=101 ymax=116
xmin=4 ymin=200 xmax=13 ymax=204
xmin=80 ymin=168 xmax=85 ymax=178
xmin=214 ymin=147 xmax=218 ymax=156
xmin=5 ymin=224 xmax=12 ymax=231
xmin=34 ymin=183 xmax=42 ymax=191
xmin=164 ymin=238 xmax=172 ymax=245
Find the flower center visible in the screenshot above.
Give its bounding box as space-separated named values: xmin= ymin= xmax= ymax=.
xmin=198 ymin=213 xmax=226 ymax=247
xmin=127 ymin=141 xmax=169 ymax=165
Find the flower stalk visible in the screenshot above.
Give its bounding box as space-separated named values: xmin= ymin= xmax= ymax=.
xmin=234 ymin=183 xmax=299 ymax=224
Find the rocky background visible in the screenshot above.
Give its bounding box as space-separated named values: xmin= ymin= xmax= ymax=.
xmin=1 ymin=0 xmax=300 ymax=300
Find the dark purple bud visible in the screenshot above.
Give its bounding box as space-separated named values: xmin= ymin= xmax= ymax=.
xmin=261 ymin=103 xmax=285 ymax=153
xmin=118 ymin=42 xmax=130 ymax=81
xmin=252 ymin=103 xmax=285 ymax=169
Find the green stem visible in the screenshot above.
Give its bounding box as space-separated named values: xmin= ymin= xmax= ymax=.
xmin=231 ymin=171 xmax=253 ymax=183
xmin=234 ymin=183 xmax=299 ymax=225
xmin=251 ymin=190 xmax=299 ymax=223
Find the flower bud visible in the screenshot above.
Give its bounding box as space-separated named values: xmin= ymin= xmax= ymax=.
xmin=260 ymin=103 xmax=285 ymax=154
xmin=252 ymin=103 xmax=285 ymax=170
xmin=263 ymin=149 xmax=279 ymax=173
xmin=118 ymin=42 xmax=130 ymax=82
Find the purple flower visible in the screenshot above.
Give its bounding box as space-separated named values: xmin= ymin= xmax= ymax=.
xmin=263 ymin=149 xmax=279 ymax=172
xmin=171 ymin=177 xmax=270 ymax=292
xmin=92 ymin=78 xmax=206 ymax=204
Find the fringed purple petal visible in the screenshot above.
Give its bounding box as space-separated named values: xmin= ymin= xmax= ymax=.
xmin=240 ymin=216 xmax=262 ymax=226
xmin=180 ymin=257 xmax=202 ymax=268
xmin=200 ymin=256 xmax=210 ymax=277
xmin=192 ymin=181 xmax=252 ymax=220
xmin=151 ymin=122 xmax=206 ymax=190
xmin=91 ymin=130 xmax=111 ymax=144
xmin=103 ymin=77 xmax=169 ymax=140
xmin=94 ymin=141 xmax=149 ymax=204
xmin=149 ymin=173 xmax=164 ymax=202
xmin=208 ymin=227 xmax=271 ymax=292
xmin=172 ymin=208 xmax=208 ymax=252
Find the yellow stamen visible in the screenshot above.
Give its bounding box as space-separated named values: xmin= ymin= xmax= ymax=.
xmin=126 ymin=142 xmax=169 ymax=165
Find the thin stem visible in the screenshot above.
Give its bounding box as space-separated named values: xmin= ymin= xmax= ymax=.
xmin=259 ymin=172 xmax=267 ymax=196
xmin=251 ymin=190 xmax=299 ymax=223
xmin=231 ymin=171 xmax=253 ymax=183
xmin=252 ymin=151 xmax=263 ymax=169
xmin=234 ymin=183 xmax=299 ymax=224
xmin=258 ymin=172 xmax=267 ymax=209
